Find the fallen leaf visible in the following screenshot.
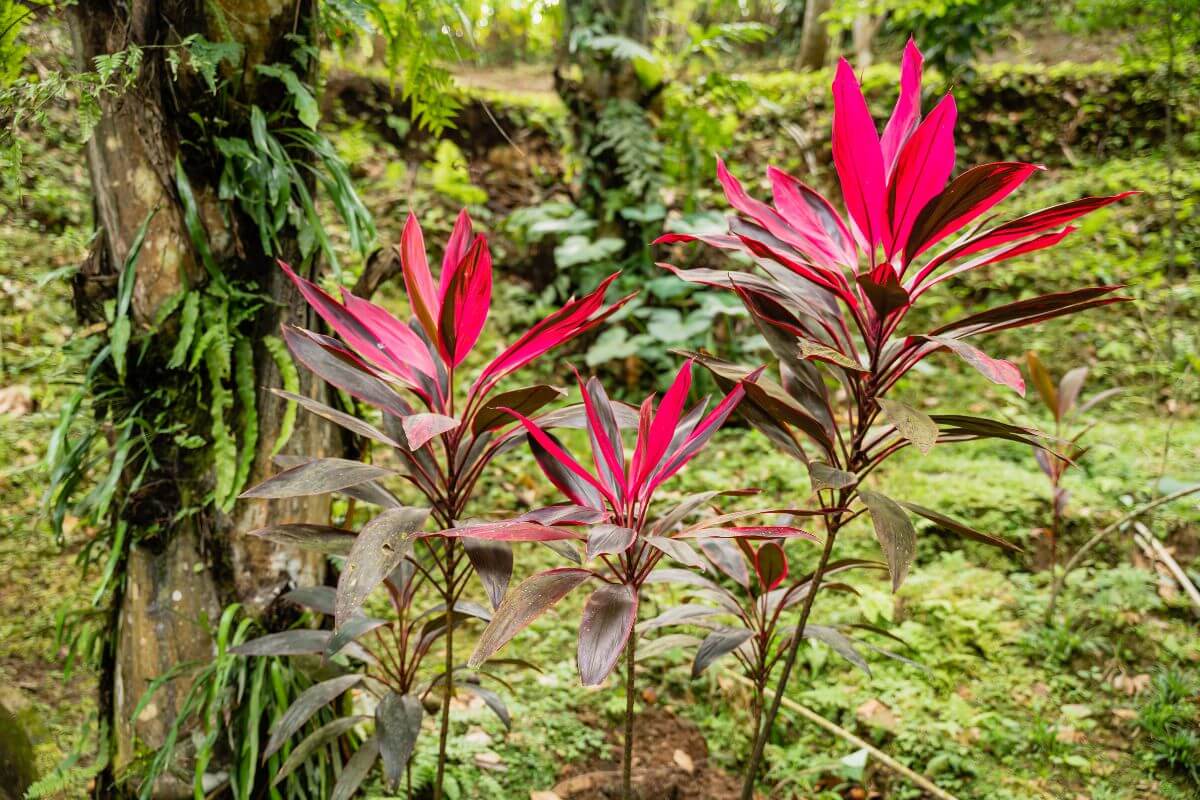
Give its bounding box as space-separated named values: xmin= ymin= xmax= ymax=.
xmin=855 ymin=698 xmax=899 ymax=732
xmin=0 ymin=385 xmax=32 ymax=417
xmin=673 ymin=748 xmax=694 ymax=774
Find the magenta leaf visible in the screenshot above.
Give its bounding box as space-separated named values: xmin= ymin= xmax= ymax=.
xmin=401 ymin=412 xmax=459 ymax=450
xmin=399 ymin=211 xmax=439 ymax=338
xmin=469 ymin=568 xmax=593 ymax=667
xmin=340 ymin=292 xmax=436 ymax=379
xmin=635 ymin=359 xmax=693 ymax=488
xmin=577 ymin=583 xmax=638 ymax=686
xmin=579 ymin=373 xmax=628 ymax=497
xmin=506 ymin=407 xmax=615 ymax=507
xmin=886 ymin=93 xmax=956 ymax=259
xmin=880 ymin=38 xmax=924 ymax=176
xmin=904 ymin=162 xmax=1043 ymax=264
xmin=767 ymin=166 xmax=857 ymax=267
xmin=280 ymin=325 xmax=418 ymax=416
xmin=437 ymin=235 xmax=493 ymax=366
xmin=473 ymin=273 xmax=630 ymax=395
xmin=832 ymin=58 xmax=887 ymax=250
xmin=439 ymin=208 xmax=475 ymax=301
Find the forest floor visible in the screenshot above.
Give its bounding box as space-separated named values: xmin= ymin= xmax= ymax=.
xmin=2 ymin=55 xmax=1199 ymax=800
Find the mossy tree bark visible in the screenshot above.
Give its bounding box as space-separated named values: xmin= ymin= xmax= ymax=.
xmin=69 ymin=3 xmax=338 ymax=796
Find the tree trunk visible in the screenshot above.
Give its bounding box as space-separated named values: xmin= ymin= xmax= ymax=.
xmin=796 ymin=0 xmax=833 ymax=70
xmin=852 ymin=13 xmax=881 ymax=69
xmin=69 ymin=3 xmax=337 ymax=796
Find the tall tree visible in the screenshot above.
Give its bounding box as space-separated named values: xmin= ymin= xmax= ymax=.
xmin=66 ymin=3 xmax=347 ymax=794
xmin=797 ymin=0 xmax=832 ymax=69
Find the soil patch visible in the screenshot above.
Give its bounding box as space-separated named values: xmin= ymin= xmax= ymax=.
xmin=550 ymin=708 xmax=745 ymax=800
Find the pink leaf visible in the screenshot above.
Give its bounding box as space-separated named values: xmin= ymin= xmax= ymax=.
xmin=399 ymin=212 xmax=439 ymax=338
xmin=832 ymin=58 xmax=887 ymax=252
xmin=278 ymin=260 xmax=416 ymax=383
xmin=472 ymin=273 xmax=631 ymax=396
xmin=503 ymin=407 xmax=617 ymax=507
xmin=886 ymin=93 xmax=957 ymax=259
xmin=925 ymin=335 xmax=1025 ymax=396
xmin=439 ymin=208 xmax=475 ymax=302
xmin=645 ymin=378 xmax=750 ymax=497
xmin=880 ymin=38 xmax=924 ymax=176
xmin=438 ymin=235 xmax=493 ymax=366
xmin=577 ymin=371 xmax=628 ymax=498
xmin=768 ymin=166 xmax=857 ymax=268
xmin=636 ymin=360 xmax=694 ymax=488
xmin=341 ymin=292 xmax=437 ymax=379
xmin=920 ymin=192 xmax=1137 ymax=276
xmin=401 ymin=412 xmax=459 ymax=450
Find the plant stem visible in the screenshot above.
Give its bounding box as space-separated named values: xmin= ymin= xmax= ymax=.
xmin=622 ymin=633 xmax=638 ymax=800
xmin=739 ymin=515 xmax=842 ymax=800
xmin=433 ymin=544 xmax=457 ymax=800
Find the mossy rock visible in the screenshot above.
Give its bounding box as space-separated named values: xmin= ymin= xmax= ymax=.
xmin=0 ymin=702 xmax=37 ymax=800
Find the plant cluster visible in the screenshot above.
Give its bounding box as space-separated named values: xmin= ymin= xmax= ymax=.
xmin=218 ymin=39 xmax=1132 ymax=800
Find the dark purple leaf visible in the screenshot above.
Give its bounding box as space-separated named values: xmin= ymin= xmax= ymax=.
xmin=637 ymin=604 xmax=722 ymax=633
xmin=249 ymin=524 xmax=355 ymax=556
xmin=330 ymin=736 xmax=379 ymax=800
xmin=462 ymin=536 xmax=513 ymax=610
xmin=644 ymin=536 xmax=707 ymax=570
xmin=470 ymin=568 xmax=592 ymax=668
xmin=692 ymin=627 xmax=753 ymax=678
xmin=376 ymin=692 xmax=423 ymax=788
xmin=240 ymin=458 xmax=394 ymax=500
xmin=859 ymin=490 xmax=916 ymax=592
xmin=326 ymin=615 xmax=389 ymax=658
xmin=265 ymin=674 xmax=362 ymax=759
xmin=896 ymin=501 xmax=1022 ymax=553
xmin=472 ymin=384 xmax=565 ymax=434
xmin=805 ymin=625 xmax=870 ymax=676
xmin=459 ymin=683 xmax=511 ymax=729
xmin=699 ymin=539 xmax=750 ymax=588
xmin=280 ymin=585 xmax=337 ymax=615
xmin=231 ymin=630 xmax=332 ymax=657
xmin=577 ymin=583 xmax=638 ymax=686
xmin=877 ymin=397 xmax=938 ymax=454
xmin=270 ymin=389 xmax=403 ymax=448
xmin=585 ymin=524 xmax=636 ymax=560
xmin=857 ymin=269 xmax=909 ymax=319
xmin=808 ymin=462 xmax=857 ymax=491
xmin=336 ymin=507 xmax=429 ymax=628
xmin=273 ymin=716 xmax=368 ymax=786
xmin=636 ymin=633 xmax=705 ymax=662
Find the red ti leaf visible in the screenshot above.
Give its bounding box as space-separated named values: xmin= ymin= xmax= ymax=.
xmin=577 ymin=583 xmax=638 ymax=686
xmin=504 ymin=407 xmax=616 ymax=508
xmin=340 ymin=292 xmax=436 ymax=379
xmin=880 ymin=37 xmax=924 ymax=176
xmin=635 ymin=359 xmax=694 ymax=488
xmin=578 ymin=372 xmax=628 ymax=498
xmin=398 ymin=211 xmax=439 ymax=338
xmin=767 ymin=166 xmax=857 ymax=268
xmin=427 ymin=521 xmax=580 ymax=542
xmin=753 ymin=541 xmax=788 ymax=591
xmin=886 ymin=93 xmax=957 ymax=259
xmin=439 ymin=208 xmax=474 ymax=301
xmin=438 ymin=236 xmax=493 ymax=366
xmin=905 ymin=162 xmax=1043 ymax=264
xmin=832 ymin=58 xmax=887 ymax=251
xmin=472 ymin=272 xmax=631 ymax=396
xmin=925 ymin=335 xmax=1025 ymax=396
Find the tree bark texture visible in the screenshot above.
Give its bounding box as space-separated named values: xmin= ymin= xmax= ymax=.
xmin=796 ymin=0 xmax=833 ymax=70
xmin=70 ymin=3 xmax=338 ymax=795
